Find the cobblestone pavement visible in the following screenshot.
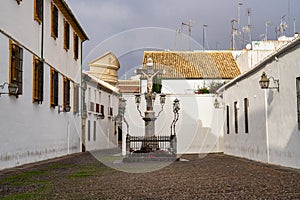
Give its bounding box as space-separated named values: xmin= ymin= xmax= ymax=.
xmin=1 ymin=151 xmax=300 ymax=199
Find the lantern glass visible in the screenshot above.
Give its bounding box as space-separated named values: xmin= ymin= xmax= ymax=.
xmin=135 ymin=94 xmax=141 ymax=105
xmin=8 ymin=83 xmax=18 ymax=95
xmin=259 ymin=72 xmax=270 ymax=89
xmin=160 ymin=94 xmax=166 ymax=105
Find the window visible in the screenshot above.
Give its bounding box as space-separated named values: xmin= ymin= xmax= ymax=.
xmin=296 ymin=77 xmax=300 ymax=130
xmin=226 ymin=105 xmax=230 ymax=134
xmin=33 ymin=57 xmax=44 ymax=103
xmin=51 ymin=3 xmax=58 ymax=39
xmin=50 ymin=68 xmax=58 ymax=107
xmin=63 ymin=77 xmax=71 ymax=111
xmin=244 ymin=98 xmax=249 ymax=133
xmin=73 ymin=84 xmax=79 ymax=113
xmin=64 ymin=20 xmax=70 ymax=50
xmin=34 ymin=0 xmax=43 ymax=24
xmin=10 ymin=41 xmax=23 ymax=96
xmin=73 ymin=32 xmax=79 ymax=60
xmin=93 ymin=121 xmax=96 ymax=141
xmin=234 ymin=101 xmax=238 ymax=134
xmin=87 ymin=120 xmax=90 ymax=141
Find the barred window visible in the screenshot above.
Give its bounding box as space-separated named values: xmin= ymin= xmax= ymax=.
xmin=50 ymin=68 xmax=58 ymax=107
xmin=234 ymin=101 xmax=238 ymax=134
xmin=10 ymin=41 xmax=23 ymax=96
xmin=73 ymin=33 xmax=79 ymax=60
xmin=64 ymin=20 xmax=70 ymax=50
xmin=34 ymin=0 xmax=43 ymax=24
xmin=63 ymin=77 xmax=71 ymax=111
xmin=226 ymin=105 xmax=230 ymax=134
xmin=73 ymin=84 xmax=79 ymax=114
xmin=244 ymin=98 xmax=249 ymax=133
xmin=33 ymin=57 xmax=44 ymax=104
xmin=51 ymin=3 xmax=58 ymax=39
xmin=296 ymin=77 xmax=300 ymax=130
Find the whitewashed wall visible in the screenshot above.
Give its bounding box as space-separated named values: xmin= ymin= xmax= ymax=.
xmin=0 ymin=35 xmax=81 ymax=170
xmin=84 ymin=82 xmax=119 ymax=151
xmin=223 ymin=40 xmax=300 ymax=169
xmin=0 ymin=0 xmax=84 ymax=170
xmin=122 ymin=91 xmax=224 ymax=155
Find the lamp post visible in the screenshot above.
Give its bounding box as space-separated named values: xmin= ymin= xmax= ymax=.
xmin=171 ymin=98 xmax=180 ymax=136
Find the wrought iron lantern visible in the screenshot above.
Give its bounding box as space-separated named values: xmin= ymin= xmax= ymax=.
xmin=58 ymin=105 xmax=71 ymax=114
xmin=135 ymin=94 xmax=141 ymax=105
xmin=159 ymin=93 xmax=166 ymax=105
xmin=259 ymin=71 xmax=279 ymax=92
xmin=0 ymin=82 xmax=18 ymax=96
xmin=214 ymin=98 xmax=220 ymax=109
xmin=173 ymin=98 xmax=180 ymax=113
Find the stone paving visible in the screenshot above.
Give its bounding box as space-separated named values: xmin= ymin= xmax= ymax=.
xmin=1 ymin=151 xmax=300 ymax=199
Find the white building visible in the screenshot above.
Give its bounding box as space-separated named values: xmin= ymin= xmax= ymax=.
xmin=0 ymin=0 xmax=88 ymax=170
xmin=122 ymin=51 xmax=240 ymax=155
xmin=82 ymin=52 xmax=120 ymax=151
xmin=220 ymin=36 xmax=300 ymax=169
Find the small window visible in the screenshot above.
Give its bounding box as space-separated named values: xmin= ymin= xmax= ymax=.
xmin=34 ymin=0 xmax=43 ymax=24
xmin=10 ymin=41 xmax=23 ymax=96
xmin=63 ymin=77 xmax=71 ymax=111
xmin=226 ymin=105 xmax=230 ymax=134
xmin=296 ymin=77 xmax=300 ymax=130
xmin=234 ymin=101 xmax=238 ymax=134
xmin=93 ymin=121 xmax=96 ymax=141
xmin=64 ymin=20 xmax=70 ymax=50
xmin=33 ymin=57 xmax=44 ymax=104
xmin=51 ymin=3 xmax=58 ymax=39
xmin=50 ymin=68 xmax=58 ymax=107
xmin=244 ymin=98 xmax=249 ymax=133
xmin=73 ymin=84 xmax=79 ymax=114
xmin=73 ymin=32 xmax=79 ymax=60
xmin=87 ymin=120 xmax=90 ymax=141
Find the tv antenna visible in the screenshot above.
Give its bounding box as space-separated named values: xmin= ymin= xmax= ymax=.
xmin=181 ymin=20 xmax=192 ymax=50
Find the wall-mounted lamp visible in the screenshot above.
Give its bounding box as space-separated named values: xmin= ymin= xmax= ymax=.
xmin=259 ymin=71 xmax=279 ymax=92
xmin=0 ymin=82 xmax=18 ymax=96
xmin=214 ymin=98 xmax=220 ymax=109
xmin=58 ymin=105 xmax=71 ymax=114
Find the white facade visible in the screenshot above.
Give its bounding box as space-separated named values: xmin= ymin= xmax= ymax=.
xmin=221 ymin=37 xmax=300 ymax=169
xmin=0 ymin=0 xmax=88 ymax=170
xmin=83 ymin=73 xmax=119 ymax=151
xmin=122 ymin=80 xmax=224 ymax=155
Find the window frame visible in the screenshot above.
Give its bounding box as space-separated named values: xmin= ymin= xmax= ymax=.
xmin=296 ymin=77 xmax=300 ymax=130
xmin=9 ymin=40 xmax=23 ymax=96
xmin=32 ymin=57 xmax=44 ymax=104
xmin=51 ymin=3 xmax=58 ymax=39
xmin=73 ymin=84 xmax=79 ymax=114
xmin=226 ymin=105 xmax=230 ymax=134
xmin=50 ymin=68 xmax=59 ymax=108
xmin=63 ymin=77 xmax=71 ymax=111
xmin=64 ymin=19 xmax=70 ymax=50
xmin=93 ymin=121 xmax=96 ymax=141
xmin=244 ymin=98 xmax=249 ymax=133
xmin=34 ymin=0 xmax=43 ymax=24
xmin=234 ymin=101 xmax=238 ymax=134
xmin=73 ymin=32 xmax=79 ymax=60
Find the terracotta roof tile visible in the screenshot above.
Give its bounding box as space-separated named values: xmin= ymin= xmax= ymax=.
xmin=142 ymin=51 xmax=240 ymax=79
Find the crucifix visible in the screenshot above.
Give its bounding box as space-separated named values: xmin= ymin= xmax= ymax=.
xmin=134 ymin=57 xmax=165 ymax=138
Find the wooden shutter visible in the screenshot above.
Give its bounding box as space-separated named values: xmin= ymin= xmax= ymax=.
xmin=73 ymin=33 xmax=79 ymax=60
xmin=64 ymin=20 xmax=70 ymax=50
xmin=53 ymin=71 xmax=58 ymax=106
xmin=10 ymin=43 xmax=23 ymax=95
xmin=51 ymin=3 xmax=58 ymax=38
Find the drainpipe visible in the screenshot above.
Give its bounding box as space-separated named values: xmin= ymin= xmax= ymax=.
xmin=41 ymin=0 xmax=44 ymax=60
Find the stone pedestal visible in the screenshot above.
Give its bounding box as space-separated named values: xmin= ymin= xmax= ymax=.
xmin=143 ymin=111 xmax=156 ymax=138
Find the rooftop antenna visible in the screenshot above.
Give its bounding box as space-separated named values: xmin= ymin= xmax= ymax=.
xmin=294 ymin=18 xmax=297 ymax=35
xmin=237 ymin=1 xmax=243 ymax=33
xmin=182 ymin=20 xmax=192 ymax=50
xmin=288 ymin=0 xmax=291 ymax=36
xmin=247 ymin=8 xmax=252 ymax=43
xmin=265 ymin=21 xmax=271 ymax=40
xmin=231 ymin=19 xmax=238 ymax=50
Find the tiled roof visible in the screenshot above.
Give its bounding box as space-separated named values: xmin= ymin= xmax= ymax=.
xmin=142 ymin=51 xmax=240 ymax=79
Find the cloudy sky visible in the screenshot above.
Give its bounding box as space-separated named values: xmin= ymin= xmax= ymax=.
xmin=65 ymin=0 xmax=300 ymax=76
